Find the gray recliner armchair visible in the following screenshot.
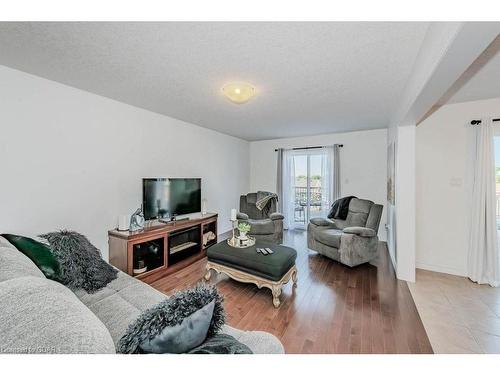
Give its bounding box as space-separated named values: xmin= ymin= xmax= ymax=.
xmin=307 ymin=198 xmax=383 ymax=267
xmin=237 ymin=192 xmax=284 ymax=244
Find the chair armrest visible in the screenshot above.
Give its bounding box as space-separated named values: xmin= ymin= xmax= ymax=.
xmin=339 ymin=229 xmax=379 ymax=267
xmin=342 ymin=227 xmax=376 ymax=237
xmin=269 ymin=212 xmax=284 ymax=221
xmin=309 ymin=217 xmax=336 ymax=227
xmin=236 ymin=212 xmax=249 ymax=220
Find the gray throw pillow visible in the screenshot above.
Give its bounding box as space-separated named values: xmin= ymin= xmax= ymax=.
xmin=39 ymin=230 xmax=117 ymax=293
xmin=140 ymin=300 xmax=215 ymax=354
xmin=118 ymin=284 xmax=225 ymax=354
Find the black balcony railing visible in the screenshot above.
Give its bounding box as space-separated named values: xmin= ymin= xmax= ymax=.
xmin=294 ymin=186 xmax=323 ymax=223
xmin=294 ymin=186 xmax=322 ymax=206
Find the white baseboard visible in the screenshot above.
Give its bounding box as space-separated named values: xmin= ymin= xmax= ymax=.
xmin=415 ymin=261 xmax=466 ymax=277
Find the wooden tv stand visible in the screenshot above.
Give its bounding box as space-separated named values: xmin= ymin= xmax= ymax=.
xmin=108 ymin=213 xmax=217 ymax=284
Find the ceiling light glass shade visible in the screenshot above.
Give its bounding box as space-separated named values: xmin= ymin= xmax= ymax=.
xmin=222 ymin=82 xmax=256 ymax=104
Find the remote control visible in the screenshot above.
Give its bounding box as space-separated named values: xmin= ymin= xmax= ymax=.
xmin=265 ymin=247 xmax=274 ymax=254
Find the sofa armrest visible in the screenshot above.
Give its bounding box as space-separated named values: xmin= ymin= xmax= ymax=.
xmin=339 ymin=231 xmax=379 ymax=267
xmin=236 ymin=212 xmax=249 ymax=220
xmin=309 ymin=217 xmax=336 ymax=227
xmin=342 ymin=227 xmax=376 ymax=237
xmin=269 ymin=212 xmax=284 ymax=221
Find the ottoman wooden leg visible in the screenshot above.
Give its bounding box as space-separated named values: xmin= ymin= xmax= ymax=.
xmin=271 ymin=285 xmax=282 ymax=308
xmin=291 ymin=267 xmax=298 ymax=286
xmin=204 ymin=265 xmax=212 ymax=281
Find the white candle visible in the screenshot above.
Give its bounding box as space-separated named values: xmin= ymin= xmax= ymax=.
xmin=118 ymin=214 xmax=131 ymax=231
xmin=230 ymin=208 xmax=237 ymax=221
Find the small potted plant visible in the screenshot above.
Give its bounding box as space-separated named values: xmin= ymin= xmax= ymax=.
xmin=237 ymin=222 xmax=251 ymax=240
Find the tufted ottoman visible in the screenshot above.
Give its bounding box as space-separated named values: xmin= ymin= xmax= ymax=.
xmin=205 ymin=240 xmax=297 ymax=307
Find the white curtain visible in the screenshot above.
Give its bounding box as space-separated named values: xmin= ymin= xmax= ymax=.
xmin=282 ymin=149 xmax=295 ymax=230
xmin=319 ymin=146 xmax=335 ymax=218
xmin=468 ymin=119 xmax=500 ymax=287
xmin=333 ymin=144 xmax=341 ymax=200
xmin=276 ymin=148 xmax=284 ymax=214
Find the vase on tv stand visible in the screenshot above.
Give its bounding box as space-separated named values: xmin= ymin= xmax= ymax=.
xmin=129 ymin=206 xmax=145 ymax=232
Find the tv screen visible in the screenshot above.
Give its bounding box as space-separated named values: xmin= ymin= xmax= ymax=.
xmin=142 ymin=178 xmax=201 ymax=220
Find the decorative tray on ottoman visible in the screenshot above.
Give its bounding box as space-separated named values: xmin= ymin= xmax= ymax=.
xmin=227 ymin=235 xmax=256 ymax=248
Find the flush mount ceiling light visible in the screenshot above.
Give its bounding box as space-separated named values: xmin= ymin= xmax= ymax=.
xmin=222 ymin=82 xmax=256 ymax=104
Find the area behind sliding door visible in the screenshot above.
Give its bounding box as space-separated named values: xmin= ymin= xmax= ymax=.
xmin=283 ymin=148 xmax=333 ymax=230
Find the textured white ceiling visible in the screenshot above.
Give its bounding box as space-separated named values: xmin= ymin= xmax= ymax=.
xmin=446 ymin=35 xmax=500 ymax=104
xmin=0 ymin=22 xmax=429 ymax=140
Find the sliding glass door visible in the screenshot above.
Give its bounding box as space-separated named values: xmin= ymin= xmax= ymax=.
xmin=283 ymin=148 xmax=334 ymax=230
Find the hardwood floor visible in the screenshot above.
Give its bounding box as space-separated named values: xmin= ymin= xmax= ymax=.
xmin=151 ymin=230 xmax=433 ymax=354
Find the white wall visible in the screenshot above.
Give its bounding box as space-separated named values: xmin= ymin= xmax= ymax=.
xmin=385 ymin=125 xmax=418 ymax=282
xmin=0 ymin=65 xmax=250 ymax=260
xmin=386 ymin=126 xmax=398 ymax=267
xmin=416 ymin=97 xmax=500 ymax=276
xmin=249 ymin=129 xmax=388 ymax=241
xmin=395 ymin=125 xmax=416 ymax=281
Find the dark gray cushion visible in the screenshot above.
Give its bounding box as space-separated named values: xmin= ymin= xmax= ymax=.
xmin=240 ymin=194 xmax=267 ymax=220
xmin=349 ymin=198 xmax=373 ymax=214
xmin=309 ymin=217 xmax=335 ymax=227
xmin=346 ymin=212 xmax=368 ymax=227
xmin=247 ymin=219 xmax=275 ymax=235
xmin=140 ymin=300 xmax=215 ymax=354
xmin=345 ymin=198 xmax=373 ymax=227
xmin=237 ymin=212 xmax=249 ymax=220
xmin=246 ymin=193 xmax=258 ymax=205
xmin=269 ymin=213 xmax=284 ymax=221
xmin=240 ymin=193 xmax=278 ymax=220
xmin=207 ymin=241 xmax=296 ymax=281
xmin=343 ymin=227 xmax=376 ymax=237
xmin=366 ymin=204 xmax=383 ymax=232
xmin=315 ymin=229 xmax=342 ymax=248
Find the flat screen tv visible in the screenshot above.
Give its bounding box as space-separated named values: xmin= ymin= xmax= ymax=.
xmin=142 ymin=178 xmax=201 ymax=220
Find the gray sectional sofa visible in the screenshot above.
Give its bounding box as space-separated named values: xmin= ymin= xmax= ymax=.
xmin=307 ymin=198 xmax=383 ymax=267
xmin=0 ymin=236 xmax=284 ymax=354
